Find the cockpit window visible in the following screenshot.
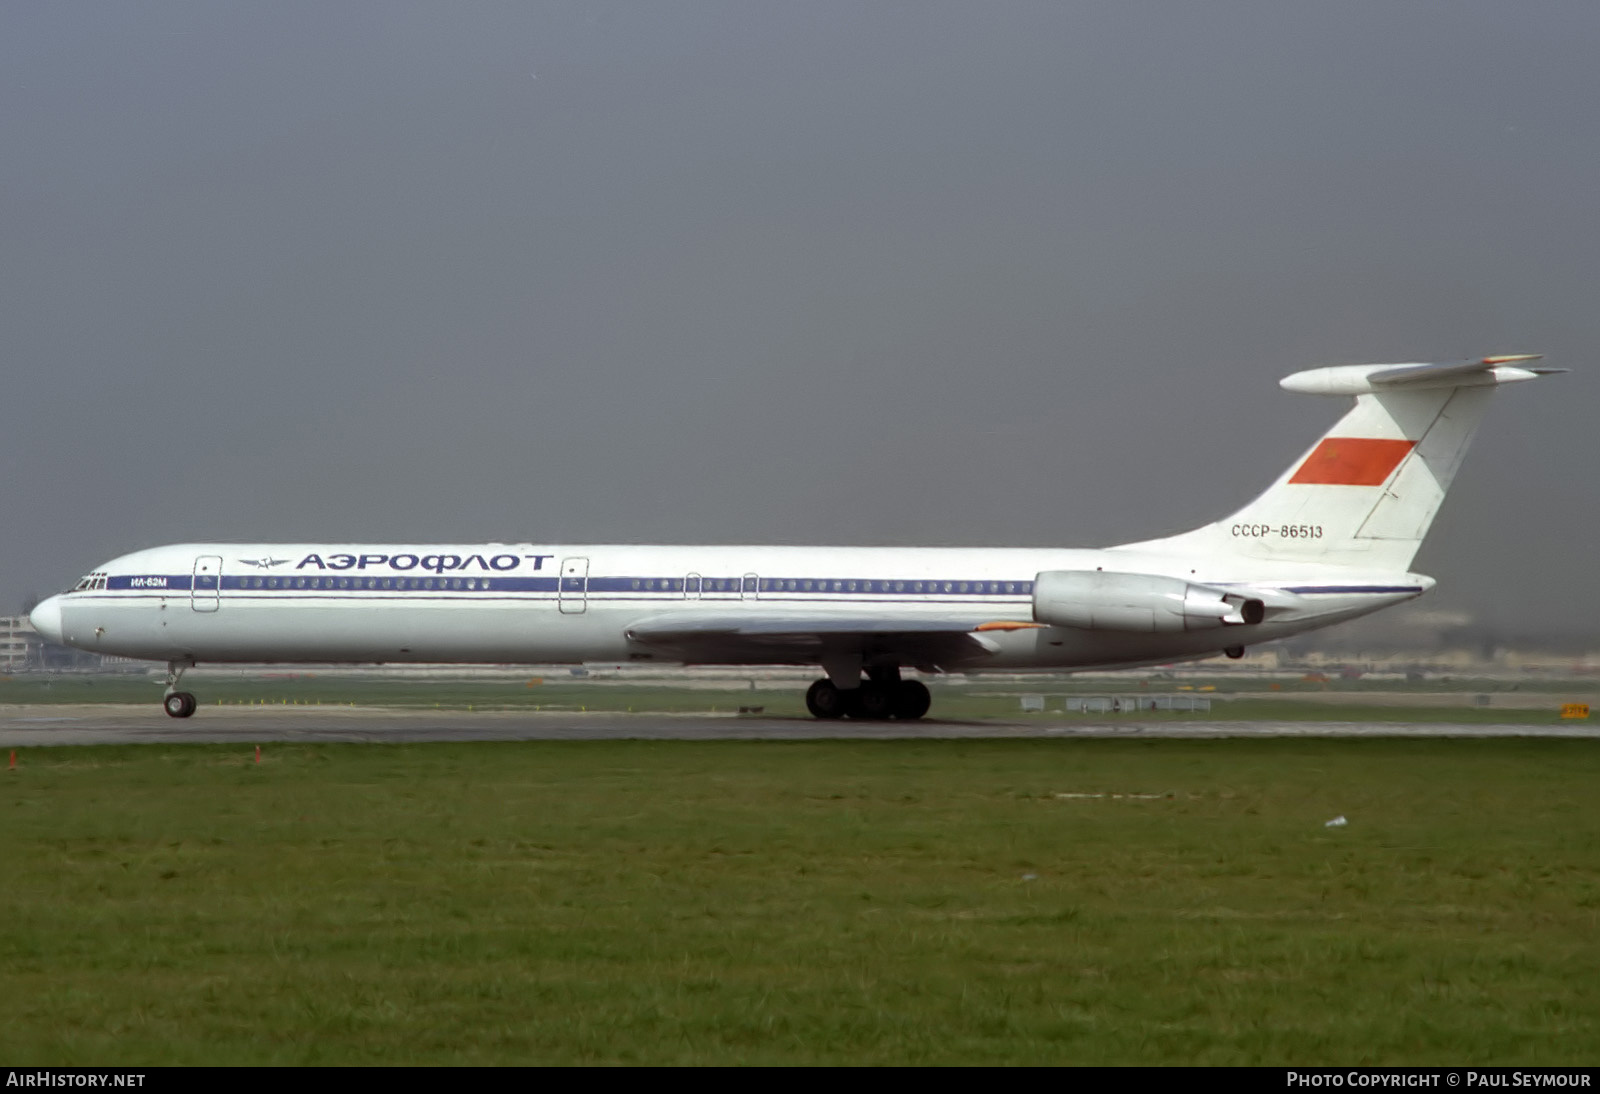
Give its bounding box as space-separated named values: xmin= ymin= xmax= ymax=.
xmin=69 ymin=572 xmax=108 ymax=592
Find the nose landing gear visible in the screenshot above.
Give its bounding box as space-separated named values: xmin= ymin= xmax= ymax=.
xmin=163 ymin=660 xmax=198 ymax=718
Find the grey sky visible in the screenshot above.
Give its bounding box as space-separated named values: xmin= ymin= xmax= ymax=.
xmin=3 ymin=2 xmax=1596 ymax=635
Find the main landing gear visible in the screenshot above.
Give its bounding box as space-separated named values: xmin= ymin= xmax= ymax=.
xmin=805 ymin=665 xmax=931 ymax=721
xmin=163 ymin=660 xmax=198 ymax=719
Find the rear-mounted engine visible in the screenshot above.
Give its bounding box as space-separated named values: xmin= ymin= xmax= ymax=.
xmin=1033 ymin=570 xmax=1264 ymax=633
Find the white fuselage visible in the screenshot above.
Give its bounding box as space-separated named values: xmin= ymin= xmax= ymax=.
xmin=29 ymin=357 xmax=1557 ymax=720
xmin=33 ymin=540 xmax=1427 ymax=672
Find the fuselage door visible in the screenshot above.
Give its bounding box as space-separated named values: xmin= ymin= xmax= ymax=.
xmin=191 ymin=555 xmax=222 ymax=613
xmin=742 ymin=573 xmax=760 ymax=600
xmin=559 ymin=557 xmax=589 ymax=614
xmin=685 ymin=573 xmax=702 ymax=600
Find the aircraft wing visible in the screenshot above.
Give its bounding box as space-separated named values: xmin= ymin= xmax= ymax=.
xmin=623 ymin=611 xmax=1028 ymax=669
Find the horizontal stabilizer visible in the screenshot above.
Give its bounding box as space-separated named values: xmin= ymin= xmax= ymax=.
xmin=1280 ymin=355 xmax=1561 ymax=396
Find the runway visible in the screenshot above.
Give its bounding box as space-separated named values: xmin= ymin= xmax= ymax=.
xmin=2 ymin=704 xmax=1595 ymax=746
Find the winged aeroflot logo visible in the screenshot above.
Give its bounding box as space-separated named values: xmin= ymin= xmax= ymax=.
xmin=238 ymin=557 xmax=291 ymax=569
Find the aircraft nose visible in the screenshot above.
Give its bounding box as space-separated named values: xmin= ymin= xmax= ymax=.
xmin=29 ymin=595 xmax=64 ymax=644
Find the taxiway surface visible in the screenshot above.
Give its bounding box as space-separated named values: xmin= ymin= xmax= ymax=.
xmin=1 ymin=705 xmax=1595 ymax=746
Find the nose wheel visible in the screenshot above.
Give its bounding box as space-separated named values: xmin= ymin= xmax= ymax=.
xmin=163 ymin=692 xmax=198 ymax=718
xmin=162 ymin=659 xmax=198 ymax=718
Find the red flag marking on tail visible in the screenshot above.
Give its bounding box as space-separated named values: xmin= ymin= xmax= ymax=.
xmin=1289 ymin=437 xmax=1415 ymax=486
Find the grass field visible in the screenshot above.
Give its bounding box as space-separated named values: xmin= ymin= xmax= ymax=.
xmin=2 ymin=738 xmax=1597 ymax=1064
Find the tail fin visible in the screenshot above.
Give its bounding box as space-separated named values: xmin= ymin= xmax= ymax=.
xmin=1123 ymin=356 xmax=1562 ymax=571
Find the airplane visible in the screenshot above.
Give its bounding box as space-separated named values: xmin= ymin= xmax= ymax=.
xmin=28 ymin=356 xmax=1561 ymax=721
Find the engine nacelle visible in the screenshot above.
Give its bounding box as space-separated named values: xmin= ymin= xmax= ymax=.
xmin=1032 ymin=570 xmax=1264 ymax=633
